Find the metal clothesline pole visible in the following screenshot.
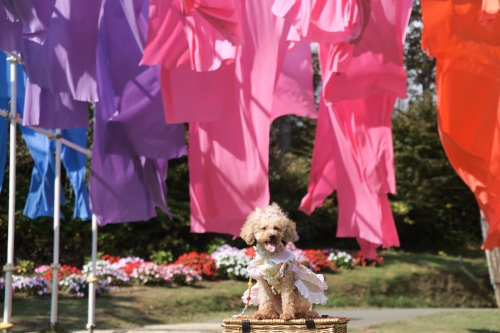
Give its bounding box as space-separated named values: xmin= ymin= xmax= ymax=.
xmin=1 ymin=51 xmax=98 ymax=331
xmin=0 ymin=107 xmax=98 ymax=330
xmin=0 ymin=107 xmax=99 ymax=330
xmin=49 ymin=129 xmax=62 ymax=327
xmin=0 ymin=55 xmax=18 ymax=333
xmin=86 ymin=215 xmax=98 ymax=333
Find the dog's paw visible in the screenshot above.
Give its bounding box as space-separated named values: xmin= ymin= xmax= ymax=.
xmin=307 ymin=310 xmax=320 ymax=318
xmin=294 ymin=312 xmax=311 ymax=319
xmin=280 ymin=312 xmax=294 ymax=320
xmin=253 ymin=312 xmax=279 ymax=320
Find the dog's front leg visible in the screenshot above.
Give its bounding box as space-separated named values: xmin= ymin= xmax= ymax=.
xmin=280 ymin=270 xmax=296 ymax=320
xmin=253 ymin=281 xmax=279 ymax=319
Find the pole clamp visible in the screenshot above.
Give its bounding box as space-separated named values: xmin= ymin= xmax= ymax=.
xmin=6 ymin=56 xmax=18 ymax=63
xmin=2 ymin=112 xmax=18 ymax=120
xmin=3 ymin=264 xmax=16 ymax=272
xmin=50 ymin=263 xmax=61 ymax=270
xmin=86 ymin=276 xmax=99 ymax=283
xmin=48 ymin=133 xmax=62 ymax=140
xmin=0 ymin=322 xmax=14 ymax=329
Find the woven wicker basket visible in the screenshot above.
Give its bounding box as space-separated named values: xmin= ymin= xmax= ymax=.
xmin=221 ymin=316 xmax=349 ymax=333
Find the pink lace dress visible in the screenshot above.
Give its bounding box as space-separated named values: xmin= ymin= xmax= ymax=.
xmin=242 ymin=249 xmax=328 ymax=306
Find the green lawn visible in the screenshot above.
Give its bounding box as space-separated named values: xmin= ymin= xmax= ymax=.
xmin=320 ymin=251 xmax=494 ymax=308
xmin=4 ymin=252 xmax=496 ymax=332
xmin=349 ymin=310 xmax=500 ymax=333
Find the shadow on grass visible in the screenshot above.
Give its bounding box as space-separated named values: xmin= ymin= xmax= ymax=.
xmin=382 ymin=252 xmax=461 ymax=268
xmin=324 ymin=260 xmax=493 ymax=308
xmin=10 ymin=282 xmax=244 ymax=332
xmin=469 ymin=330 xmax=500 ymax=333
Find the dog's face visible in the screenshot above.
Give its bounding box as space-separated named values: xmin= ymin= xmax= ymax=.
xmin=240 ymin=203 xmax=296 ymax=256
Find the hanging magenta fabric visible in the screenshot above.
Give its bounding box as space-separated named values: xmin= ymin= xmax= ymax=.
xmin=188 ymin=0 xmax=316 ymax=237
xmin=421 ymin=0 xmax=500 ymax=249
xmin=300 ymin=0 xmax=412 ymax=258
xmin=272 ymin=0 xmax=371 ymax=72
xmin=141 ymin=0 xmax=244 ymax=72
xmin=322 ymin=0 xmax=412 ymax=103
xmin=161 ymin=64 xmax=237 ymax=123
xmin=142 ymin=0 xmax=244 ymax=124
xmin=271 ymin=41 xmax=316 ymax=118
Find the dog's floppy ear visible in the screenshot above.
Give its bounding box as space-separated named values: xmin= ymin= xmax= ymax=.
xmin=240 ymin=210 xmax=258 ymax=245
xmin=282 ymin=219 xmax=296 ymax=243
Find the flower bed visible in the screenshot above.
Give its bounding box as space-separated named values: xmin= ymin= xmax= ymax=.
xmin=60 ymin=274 xmax=110 ymax=298
xmin=175 ymin=252 xmax=217 ymax=281
xmin=328 ymin=250 xmax=354 ymax=269
xmin=12 ymin=276 xmax=50 ymax=297
xmin=352 ymin=251 xmax=385 ymax=267
xmin=9 ymin=244 xmax=381 ymax=297
xmin=211 ymin=245 xmax=250 ymax=280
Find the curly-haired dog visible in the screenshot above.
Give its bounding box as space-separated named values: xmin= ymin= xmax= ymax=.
xmin=240 ymin=203 xmax=328 ymax=320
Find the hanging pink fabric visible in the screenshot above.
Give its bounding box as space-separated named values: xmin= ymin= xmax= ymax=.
xmin=188 ymin=0 xmax=316 ymax=237
xmin=272 ymin=41 xmax=316 ymax=119
xmin=162 ymin=64 xmax=237 ymax=123
xmin=141 ymin=0 xmax=244 ymax=71
xmin=322 ymin=0 xmax=411 ymax=103
xmin=161 ymin=39 xmax=316 ymax=124
xmin=272 ymin=0 xmax=371 ymax=72
xmin=300 ymin=0 xmax=412 ymax=258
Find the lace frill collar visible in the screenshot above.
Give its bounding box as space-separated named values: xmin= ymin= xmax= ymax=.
xmin=254 ymin=247 xmax=296 ymax=264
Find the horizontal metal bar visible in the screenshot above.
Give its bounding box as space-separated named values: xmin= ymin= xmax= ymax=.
xmin=0 ymin=109 xmax=92 ymax=157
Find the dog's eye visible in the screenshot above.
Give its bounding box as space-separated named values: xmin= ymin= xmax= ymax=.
xmin=262 ymin=227 xmax=266 ymax=230
xmin=273 ymin=227 xmax=279 ymax=231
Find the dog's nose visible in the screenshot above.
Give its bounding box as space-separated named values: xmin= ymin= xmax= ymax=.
xmin=269 ymin=235 xmax=276 ymax=241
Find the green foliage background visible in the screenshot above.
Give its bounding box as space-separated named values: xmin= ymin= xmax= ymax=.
xmin=0 ymin=1 xmax=481 ymax=266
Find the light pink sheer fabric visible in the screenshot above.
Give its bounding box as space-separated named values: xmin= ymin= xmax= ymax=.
xmin=243 ymin=249 xmax=328 ymax=307
xmin=188 ymin=0 xmax=316 ymax=236
xmin=300 ymin=0 xmax=412 ymax=258
xmin=141 ymin=0 xmax=243 ymax=71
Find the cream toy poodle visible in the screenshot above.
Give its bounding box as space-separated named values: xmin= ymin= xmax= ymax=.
xmin=240 ymin=203 xmax=328 ymax=320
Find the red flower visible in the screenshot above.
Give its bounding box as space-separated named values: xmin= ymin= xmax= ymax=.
xmin=175 ymin=252 xmax=217 ymax=280
xmin=303 ymin=250 xmax=332 ymax=272
xmin=100 ymin=254 xmax=121 ymax=263
xmin=351 ymin=252 xmax=384 ymax=267
xmin=245 ymin=247 xmax=256 ymax=258
xmin=41 ymin=265 xmax=82 ymax=281
xmin=121 ymin=262 xmax=142 ymax=275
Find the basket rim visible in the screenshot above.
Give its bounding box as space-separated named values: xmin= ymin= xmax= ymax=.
xmin=222 ymin=316 xmax=349 ymax=325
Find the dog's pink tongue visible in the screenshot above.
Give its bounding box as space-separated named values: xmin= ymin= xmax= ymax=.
xmin=266 ymin=242 xmax=276 ymax=252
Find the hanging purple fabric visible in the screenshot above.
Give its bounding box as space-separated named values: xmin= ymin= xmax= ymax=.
xmin=0 ymin=8 xmax=22 ymax=51
xmin=23 ymin=78 xmax=89 ymax=129
xmin=103 ymin=0 xmax=185 ymax=160
xmin=90 ymin=0 xmax=186 ymax=225
xmin=21 ymin=0 xmax=102 ymax=102
xmin=0 ymin=0 xmax=56 ymax=44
